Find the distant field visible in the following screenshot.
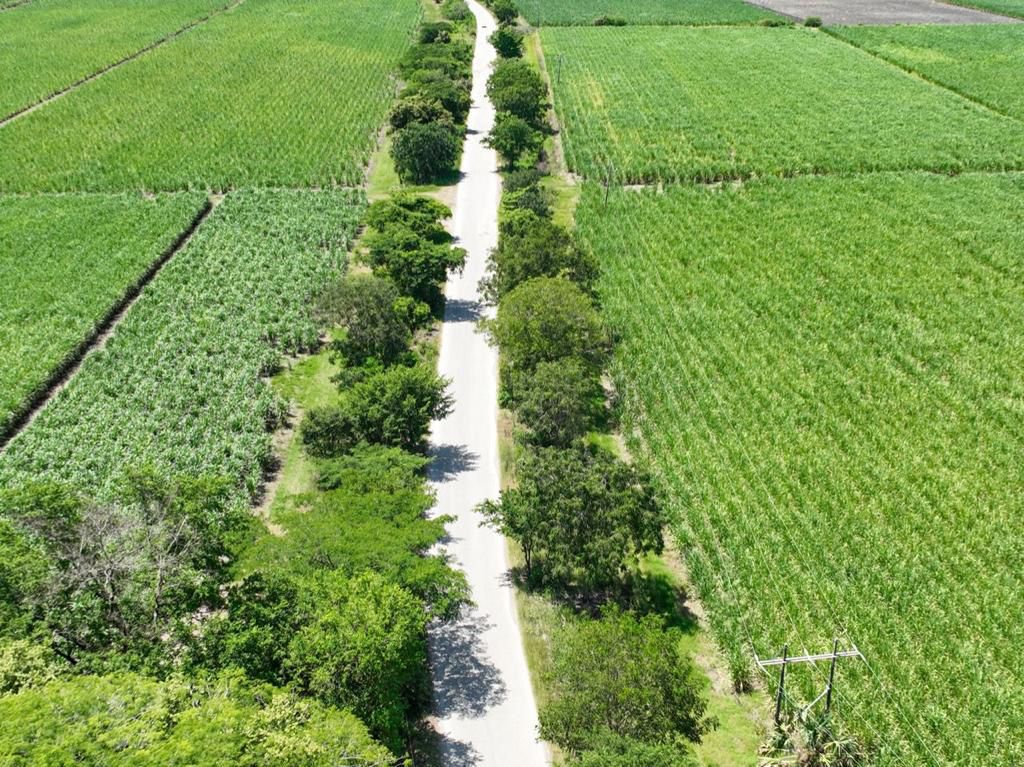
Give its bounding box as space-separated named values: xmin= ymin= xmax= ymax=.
xmin=945 ymin=0 xmax=1024 ymax=17
xmin=576 ymin=173 xmax=1024 ymax=767
xmin=833 ymin=24 xmax=1024 ymax=120
xmin=541 ymin=26 xmax=1024 ymax=183
xmin=0 ymin=192 xmax=206 ymax=437
xmin=0 ymin=0 xmax=228 ymax=119
xmin=0 ymin=0 xmax=420 ymax=192
xmin=0 ymin=190 xmax=363 ymax=501
xmin=514 ymin=0 xmax=777 ymax=26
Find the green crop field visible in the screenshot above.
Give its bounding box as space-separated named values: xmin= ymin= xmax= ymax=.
xmin=541 ymin=26 xmax=1024 ymax=183
xmin=0 ymin=0 xmax=420 ymax=192
xmin=833 ymin=25 xmax=1024 ymax=120
xmin=576 ymin=173 xmax=1024 ymax=767
xmin=0 ymin=0 xmax=229 ymax=119
xmin=0 ymin=190 xmax=362 ymax=502
xmin=514 ymin=0 xmax=777 ymax=26
xmin=945 ymin=0 xmax=1024 ymax=17
xmin=0 ymin=192 xmax=206 ymax=437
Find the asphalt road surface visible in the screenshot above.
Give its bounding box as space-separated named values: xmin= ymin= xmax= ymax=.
xmin=425 ymin=2 xmax=549 ymax=765
xmin=744 ymin=0 xmax=1020 ymax=23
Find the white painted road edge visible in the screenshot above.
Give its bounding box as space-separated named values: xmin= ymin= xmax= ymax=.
xmin=425 ymin=1 xmax=550 ymax=765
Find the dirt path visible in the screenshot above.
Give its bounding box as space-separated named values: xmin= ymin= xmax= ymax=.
xmin=424 ymin=2 xmax=548 ymax=765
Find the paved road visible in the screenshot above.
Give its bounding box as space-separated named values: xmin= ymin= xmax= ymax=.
xmin=425 ymin=2 xmax=549 ymax=765
xmin=744 ymin=0 xmax=1020 ymax=24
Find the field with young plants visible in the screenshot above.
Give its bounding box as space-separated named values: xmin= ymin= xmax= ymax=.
xmin=944 ymin=0 xmax=1024 ymax=17
xmin=541 ymin=26 xmax=1024 ymax=183
xmin=0 ymin=0 xmax=420 ymax=192
xmin=0 ymin=0 xmax=229 ymax=119
xmin=0 ymin=190 xmax=363 ymax=502
xmin=0 ymin=192 xmax=206 ymax=438
xmin=833 ymin=24 xmax=1024 ymax=120
xmin=514 ymin=0 xmax=776 ymax=26
xmin=575 ymin=173 xmax=1024 ymax=767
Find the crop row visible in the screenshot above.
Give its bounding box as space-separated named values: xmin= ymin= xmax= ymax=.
xmin=0 ymin=0 xmax=229 ymax=120
xmin=0 ymin=0 xmax=421 ymax=192
xmin=0 ymin=191 xmax=207 ymax=439
xmin=575 ymin=173 xmax=1024 ymax=766
xmin=0 ymin=189 xmax=364 ymax=503
xmin=541 ymin=26 xmax=1024 ymax=184
xmin=512 ymin=0 xmax=776 ymax=26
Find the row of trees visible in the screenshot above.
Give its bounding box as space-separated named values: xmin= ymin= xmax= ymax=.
xmin=389 ymin=1 xmax=474 ymax=183
xmin=476 ymin=19 xmax=714 ymax=765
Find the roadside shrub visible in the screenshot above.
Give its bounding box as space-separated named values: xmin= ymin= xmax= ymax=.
xmin=574 ymin=734 xmax=696 ymax=767
xmin=487 ymin=59 xmax=548 ymax=126
xmin=490 ymin=26 xmax=524 ymax=58
xmin=479 ymin=444 xmax=664 ymax=589
xmin=759 ymin=17 xmax=790 ymax=26
xmin=302 ymin=365 xmax=453 ymax=456
xmin=491 ymin=0 xmax=518 ymax=24
xmin=317 ymin=274 xmax=411 ymax=368
xmin=486 ymin=113 xmax=543 ymax=168
xmin=366 ymin=193 xmax=452 ymax=241
xmin=364 ymin=227 xmax=466 ymax=313
xmin=419 ymin=20 xmax=453 ymax=43
xmin=503 ymin=167 xmax=545 ymax=192
xmin=593 ymin=15 xmax=627 ymax=26
xmin=484 ymin=211 xmax=598 ymax=301
xmin=402 ymin=71 xmax=472 ymax=124
xmin=539 ymin=608 xmax=710 ymax=755
xmin=389 ymin=95 xmax=455 ymax=132
xmin=400 ymin=41 xmax=473 ymax=78
xmin=490 ymin=276 xmax=608 ymax=400
xmin=441 ymin=0 xmax=471 ymax=21
xmin=517 ymin=358 xmax=603 ymax=446
xmin=804 ymin=15 xmax=822 ymax=26
xmin=502 ymin=182 xmax=552 ymax=218
xmin=317 ymin=444 xmax=429 ymax=495
xmin=391 ymin=121 xmax=461 ymax=184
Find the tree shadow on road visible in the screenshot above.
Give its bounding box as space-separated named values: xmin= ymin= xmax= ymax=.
xmin=428 ymin=442 xmax=478 ymax=483
xmin=428 ymin=607 xmax=508 ymax=719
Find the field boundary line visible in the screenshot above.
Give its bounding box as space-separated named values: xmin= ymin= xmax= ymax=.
xmin=0 ymin=0 xmax=32 ymax=12
xmin=0 ymin=196 xmax=219 ymax=452
xmin=0 ymin=0 xmax=248 ymax=128
xmin=823 ymin=27 xmax=1024 ymax=126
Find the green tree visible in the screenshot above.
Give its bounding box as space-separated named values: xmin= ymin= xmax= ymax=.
xmin=487 ymin=59 xmax=547 ymax=126
xmin=391 ymin=121 xmax=460 ymax=184
xmin=366 ymin=193 xmax=453 ymax=242
xmin=0 ymin=639 xmax=60 ymax=694
xmin=490 ymin=25 xmax=524 ymax=58
xmin=491 ymin=0 xmax=518 ymax=24
xmin=539 ymin=609 xmax=711 ymax=755
xmin=489 ymin=276 xmax=608 ymax=401
xmin=0 ymin=517 xmax=49 ymax=638
xmin=486 ymin=113 xmax=542 ymax=168
xmin=485 ymin=211 xmax=598 ymax=301
xmin=479 ymin=444 xmax=664 ymax=588
xmin=402 ymin=70 xmax=471 ymax=124
xmin=517 ymin=358 xmax=603 ymax=446
xmin=302 ymin=364 xmax=453 ymax=456
xmin=389 ymin=95 xmax=456 ymax=131
xmin=574 ymin=734 xmax=697 ymax=767
xmin=317 ymin=274 xmax=411 ymax=368
xmin=285 ymin=571 xmax=429 ymax=753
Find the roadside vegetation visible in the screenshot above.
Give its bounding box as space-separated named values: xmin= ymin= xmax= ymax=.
xmin=512 ymin=0 xmax=777 ymax=26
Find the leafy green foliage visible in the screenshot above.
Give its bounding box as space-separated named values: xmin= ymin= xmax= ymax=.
xmin=302 ymin=364 xmax=453 ymax=456
xmin=0 ymin=0 xmax=228 ymax=119
xmin=389 ymin=94 xmax=457 ymax=131
xmin=539 ymin=609 xmax=710 ymax=755
xmin=0 ymin=190 xmax=363 ymax=504
xmin=517 ymin=359 xmax=603 ymax=446
xmin=490 ymin=276 xmax=609 ymax=401
xmin=0 ymin=671 xmax=392 ymax=766
xmin=487 ymin=112 xmax=544 ymax=168
xmin=442 ymin=0 xmax=472 ymax=21
xmin=577 ymin=175 xmax=1024 ymax=766
xmin=491 ymin=25 xmax=525 ymax=58
xmin=487 ymin=59 xmax=549 ymax=126
xmin=491 ymin=0 xmax=519 ymax=24
xmin=419 ymin=20 xmax=454 ymax=44
xmin=833 ymin=25 xmax=1024 ymax=119
xmin=317 ymin=274 xmax=411 ymax=369
xmin=401 ymin=72 xmax=472 ymax=126
xmin=480 ymin=443 xmax=664 ymax=589
xmin=391 ymin=122 xmax=462 ymax=185
xmin=0 ymin=0 xmax=420 ymax=191
xmin=0 ymin=192 xmax=206 ymax=437
xmin=542 ymin=25 xmax=1024 ymax=183
xmin=0 ymin=517 xmax=49 ymax=639
xmin=514 ymin=0 xmax=777 ymax=25
xmin=0 ymin=639 xmax=61 ymax=695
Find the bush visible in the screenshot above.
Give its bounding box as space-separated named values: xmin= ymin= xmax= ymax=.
xmin=503 ymin=167 xmax=545 ymax=192
xmin=363 ymin=228 xmax=466 ymax=313
xmin=391 ymin=121 xmax=461 ymax=184
xmin=487 ymin=59 xmax=548 ymax=126
xmin=302 ymin=364 xmax=453 ymax=456
xmin=491 ymin=0 xmax=518 ymax=24
xmin=804 ymin=15 xmax=822 ymax=26
xmin=485 ymin=211 xmax=599 ymax=301
xmin=539 ymin=608 xmax=711 ymax=755
xmin=502 ymin=182 xmax=552 ymax=218
xmin=490 ymin=26 xmax=524 ymax=58
xmin=366 ymin=193 xmax=452 ymax=242
xmin=389 ymin=95 xmax=455 ymax=131
xmin=317 ymin=443 xmax=429 ymax=495
xmin=490 ymin=276 xmax=608 ymax=400
xmin=574 ymin=734 xmax=697 ymax=767
xmin=593 ymin=15 xmax=627 ymax=26
xmin=402 ymin=71 xmax=471 ymax=124
xmin=441 ymin=0 xmax=471 ymax=21
xmin=0 ymin=639 xmax=60 ymax=694
xmin=317 ymin=274 xmax=411 ymax=368
xmin=517 ymin=358 xmax=603 ymax=446
xmin=400 ymin=41 xmax=473 ymax=78
xmin=419 ymin=20 xmax=453 ymax=43
xmin=486 ymin=113 xmax=543 ymax=168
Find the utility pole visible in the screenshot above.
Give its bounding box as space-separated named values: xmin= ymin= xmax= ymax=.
xmin=754 ymin=638 xmax=864 ymax=726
